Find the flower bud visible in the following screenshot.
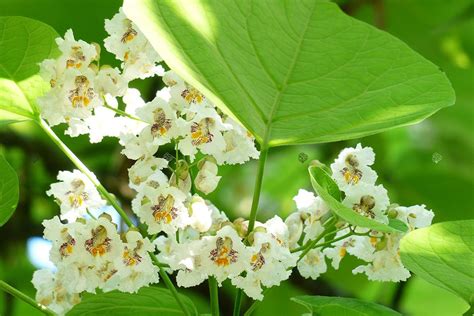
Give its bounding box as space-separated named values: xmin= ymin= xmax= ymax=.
xmin=195 ymin=160 xmax=221 ymax=195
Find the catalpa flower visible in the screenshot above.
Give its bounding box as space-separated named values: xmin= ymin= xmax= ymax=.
xmin=343 ymin=183 xmax=390 ymax=224
xmin=297 ymin=248 xmax=327 ymax=280
xmin=293 ymin=189 xmax=329 ymax=242
xmin=201 ymin=225 xmax=251 ymax=284
xmin=133 ymin=184 xmax=189 ymax=234
xmin=178 ymin=106 xmax=230 ymax=161
xmin=104 ymin=8 xmax=163 ymax=80
xmin=128 ymin=157 xmax=169 ymax=191
xmin=232 ymin=229 xmax=297 ymax=300
xmin=113 ymin=231 xmax=159 ymax=293
xmin=195 ymin=159 xmax=221 ymax=195
xmin=32 ymin=269 xmax=81 ymax=316
xmin=81 ymin=216 xmax=122 ymax=263
xmin=331 ymin=144 xmax=377 ymax=191
xmin=47 ymin=170 xmax=105 ymax=222
xmin=216 ymin=117 xmax=259 ymax=165
xmin=43 ymin=216 xmax=84 ymax=265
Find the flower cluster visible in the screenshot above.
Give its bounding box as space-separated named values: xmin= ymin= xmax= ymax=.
xmin=32 ymin=6 xmax=435 ymax=315
xmin=33 ymin=215 xmax=158 ymax=315
xmin=286 ymin=144 xmax=434 ymax=282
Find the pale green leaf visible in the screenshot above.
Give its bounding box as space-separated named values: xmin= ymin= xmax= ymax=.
xmin=291 ymin=295 xmax=401 ymax=315
xmin=0 ymin=155 xmax=19 ymax=226
xmin=0 ymin=16 xmax=59 ymax=125
xmin=123 ymin=0 xmax=455 ymax=147
xmin=400 ymin=220 xmax=474 ymax=304
xmin=67 ymin=287 xmax=198 ymax=316
xmin=309 ymin=165 xmax=407 ymax=233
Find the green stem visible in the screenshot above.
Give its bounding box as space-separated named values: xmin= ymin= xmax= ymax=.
xmin=243 ymin=289 xmax=270 ymax=316
xmin=103 ymin=103 xmax=144 ymax=122
xmin=38 ymin=119 xmax=134 ymax=228
xmin=39 ymin=119 xmax=188 ymax=316
xmin=233 ymin=147 xmax=268 ymax=315
xmin=209 ymin=277 xmax=220 ymax=316
xmin=233 ymin=288 xmax=243 ymax=316
xmin=0 ymin=280 xmax=56 ymax=316
xmin=296 ymin=217 xmax=337 ymax=262
xmin=246 ymin=147 xmax=269 ymax=234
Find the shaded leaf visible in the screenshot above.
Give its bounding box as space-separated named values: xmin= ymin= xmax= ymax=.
xmin=0 ymin=155 xmax=19 ymax=226
xmin=67 ymin=287 xmax=198 ymax=316
xmin=291 ymin=295 xmax=401 ymax=315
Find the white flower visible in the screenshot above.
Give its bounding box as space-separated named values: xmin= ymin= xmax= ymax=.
xmin=56 ymin=29 xmax=98 ymax=72
xmin=188 ymin=196 xmax=214 ymax=233
xmin=330 ymin=144 xmax=377 ymax=191
xmin=133 ymin=184 xmax=189 ymax=234
xmin=43 ymin=216 xmax=85 ymax=265
xmin=47 ymin=170 xmax=105 ymax=222
xmin=323 ymin=228 xmax=375 ymax=269
xmin=284 ymin=212 xmax=304 ymax=249
xmin=232 ymin=229 xmax=296 ymax=300
xmin=104 ymin=8 xmax=163 ymax=80
xmin=214 ymin=117 xmax=259 ymax=165
xmin=136 ymin=96 xmax=184 ymax=146
xmin=32 ymin=269 xmax=81 ymax=316
xmin=128 ymin=157 xmax=169 ymax=191
xmin=39 ymin=67 xmax=103 ymax=127
xmin=201 ymin=226 xmax=251 ymax=284
xmin=343 ymin=183 xmax=390 ymax=223
xmin=195 ymin=160 xmax=221 ymax=195
xmin=113 ymin=231 xmax=159 ymax=293
xmin=81 ymin=217 xmax=122 ymax=263
xmin=175 ymin=239 xmax=209 ymax=288
xmin=297 ymin=248 xmax=327 ymax=280
xmin=352 ymin=246 xmax=410 ymax=282
xmin=178 ymin=106 xmax=230 ymax=161
xmin=96 ymin=66 xmax=127 ymax=97
xmin=293 ymin=190 xmax=329 ymax=242
xmin=395 ymin=205 xmax=434 ymax=230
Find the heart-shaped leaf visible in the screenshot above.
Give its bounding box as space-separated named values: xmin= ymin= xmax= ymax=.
xmin=123 ymin=0 xmax=455 ymax=147
xmin=67 ymin=286 xmax=198 ymax=316
xmin=0 ymin=155 xmax=19 ymax=226
xmin=0 ymin=16 xmax=59 ymax=125
xmin=400 ymin=220 xmax=474 ymax=305
xmin=291 ymin=295 xmax=401 ymax=315
xmin=309 ymin=164 xmax=407 ymax=233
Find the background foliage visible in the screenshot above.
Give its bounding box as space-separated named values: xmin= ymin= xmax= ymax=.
xmin=0 ymin=0 xmax=472 ymax=315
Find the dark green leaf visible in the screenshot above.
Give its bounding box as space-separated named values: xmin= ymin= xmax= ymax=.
xmin=67 ymin=287 xmax=198 ymax=316
xmin=0 ymin=155 xmax=19 ymax=226
xmin=291 ymin=295 xmax=401 ymax=315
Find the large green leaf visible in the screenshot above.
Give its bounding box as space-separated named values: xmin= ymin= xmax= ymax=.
xmin=0 ymin=16 xmax=59 ymax=124
xmin=400 ymin=220 xmax=474 ymax=305
xmin=291 ymin=295 xmax=401 ymax=315
xmin=0 ymin=155 xmax=19 ymax=226
xmin=309 ymin=164 xmax=407 ymax=233
xmin=123 ymin=0 xmax=455 ymax=147
xmin=67 ymin=287 xmax=198 ymax=316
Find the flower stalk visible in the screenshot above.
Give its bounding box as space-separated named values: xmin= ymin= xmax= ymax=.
xmin=0 ymin=280 xmax=56 ymax=316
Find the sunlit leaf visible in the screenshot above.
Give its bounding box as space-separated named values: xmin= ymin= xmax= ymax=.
xmin=0 ymin=16 xmax=58 ymax=125
xmin=400 ymin=220 xmax=474 ymax=305
xmin=124 ymin=0 xmax=455 ymax=147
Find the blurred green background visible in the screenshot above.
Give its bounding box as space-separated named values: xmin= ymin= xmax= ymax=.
xmin=0 ymin=0 xmax=472 ymax=315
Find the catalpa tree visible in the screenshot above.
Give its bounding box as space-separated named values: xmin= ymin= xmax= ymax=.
xmin=0 ymin=1 xmax=472 ymax=316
